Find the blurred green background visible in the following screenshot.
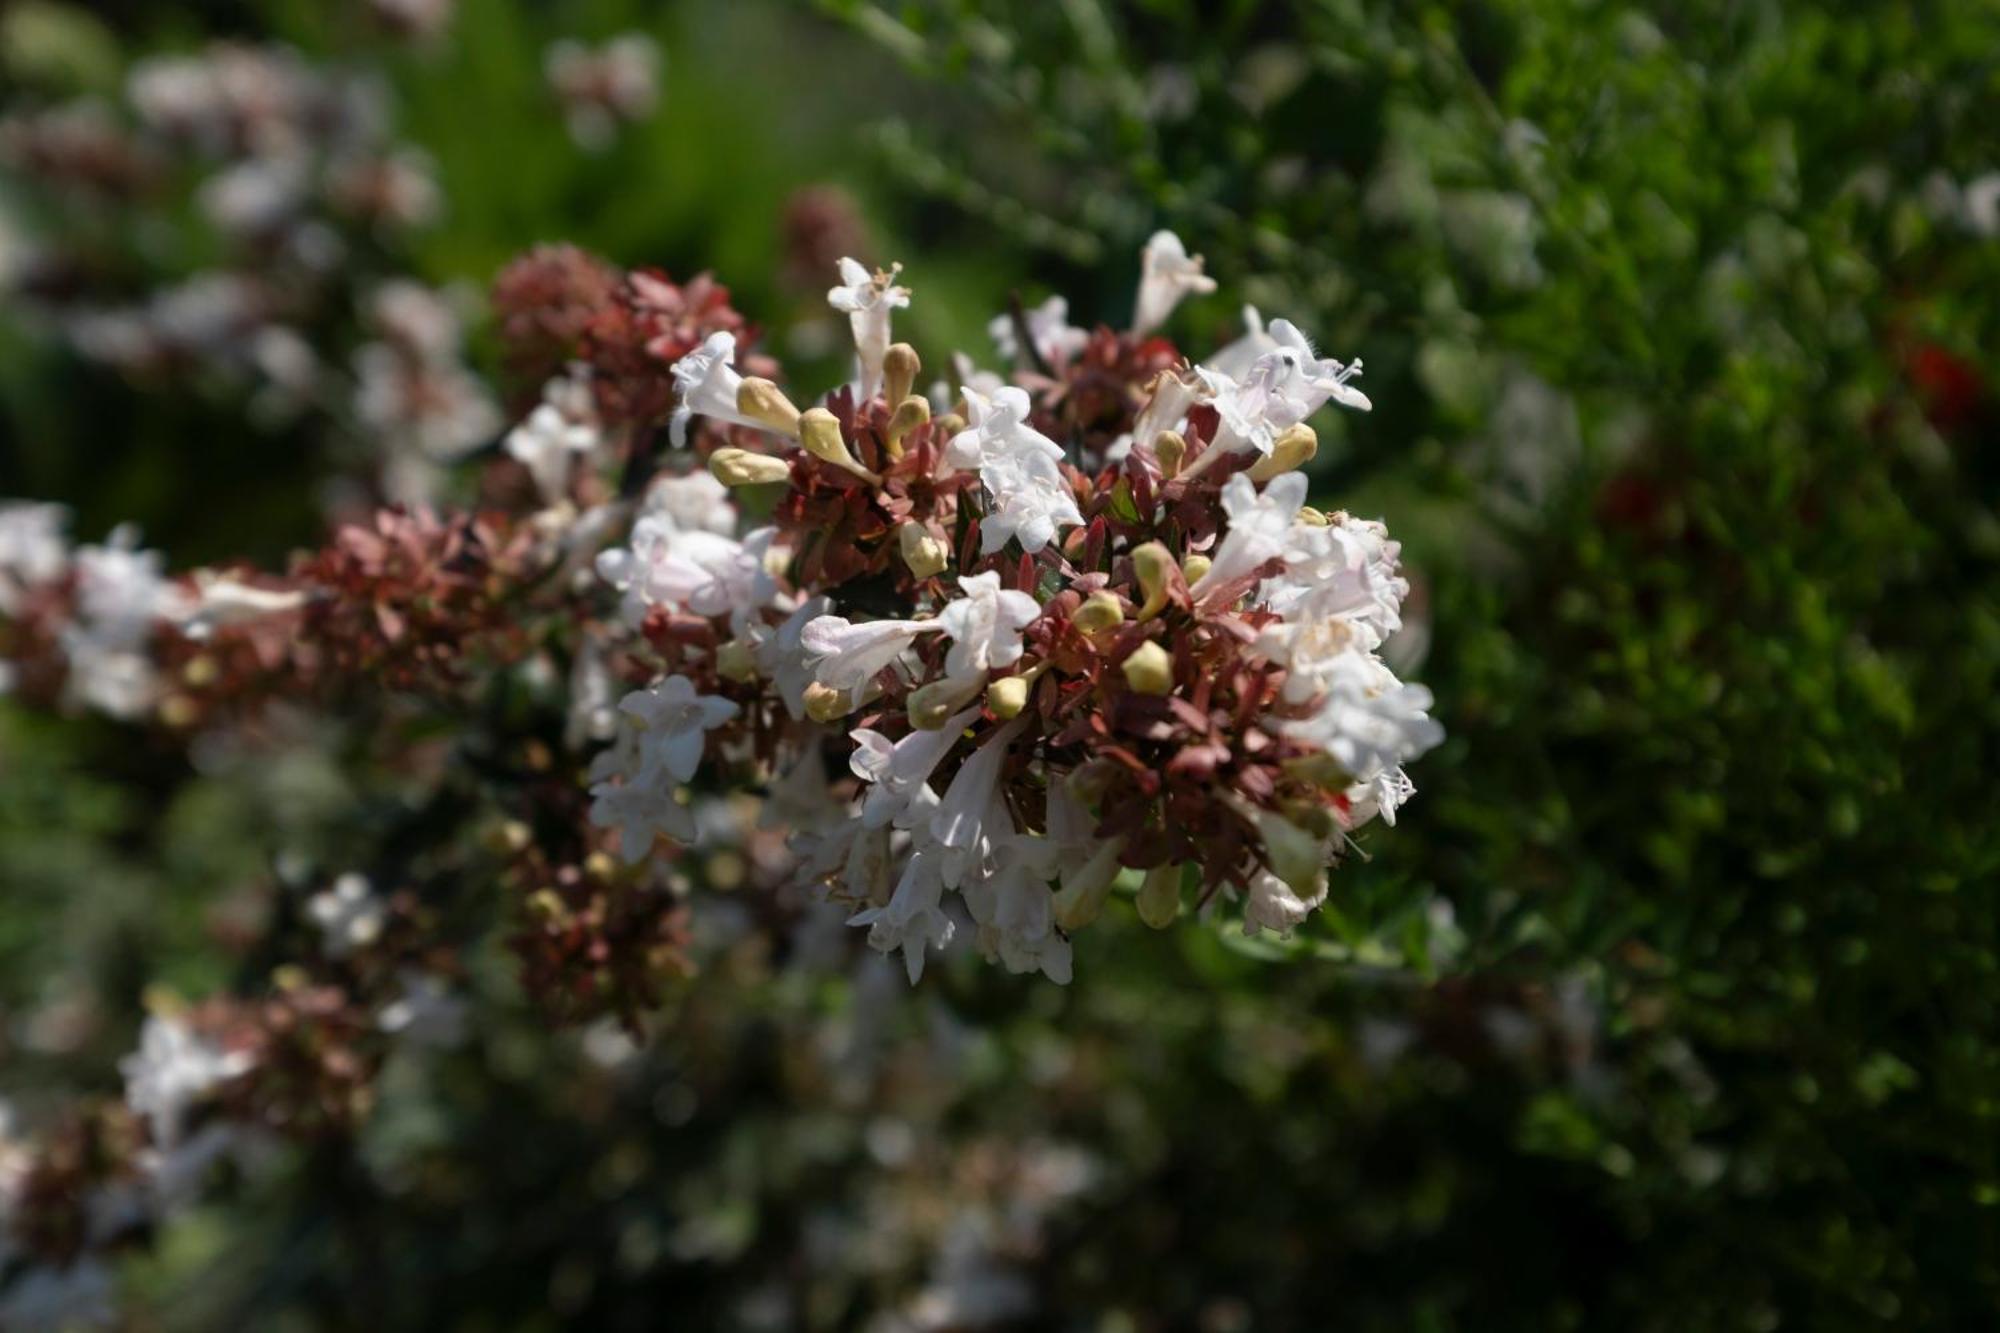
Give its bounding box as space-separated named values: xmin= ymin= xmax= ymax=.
xmin=3 ymin=0 xmax=1998 ymax=1328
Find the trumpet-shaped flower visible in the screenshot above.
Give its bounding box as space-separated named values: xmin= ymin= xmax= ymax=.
xmin=849 ymin=705 xmax=980 ymax=829
xmin=848 ymin=843 xmax=955 ymax=984
xmin=619 ymin=674 xmax=740 ymax=785
xmin=669 ymin=331 xmax=771 ymax=447
xmin=1190 ymin=472 xmax=1308 ymax=598
xmin=1132 ymin=230 xmax=1216 ymax=335
xmin=935 ymin=571 xmax=1039 ymax=681
xmin=827 ymin=257 xmax=909 ymax=398
xmin=800 ymin=614 xmax=940 ymax=693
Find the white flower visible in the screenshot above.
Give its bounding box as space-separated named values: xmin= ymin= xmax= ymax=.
xmin=596 ymin=517 xmax=774 ymax=627
xmin=589 ymin=775 xmax=697 ymax=863
xmin=0 ymin=501 xmax=70 ymax=611
xmin=643 ymin=468 xmax=737 ymax=536
xmin=1282 ymin=654 xmax=1445 ymax=782
xmin=1196 ymin=317 xmax=1369 ymax=459
xmin=752 ymin=593 xmax=830 ymax=718
xmin=799 ymin=614 xmax=938 ymax=693
xmin=849 ymin=843 xmax=955 ymax=984
xmin=378 ymin=972 xmax=469 ymax=1047
xmin=961 ymin=835 xmax=1072 ymax=983
xmin=505 ymin=375 xmax=601 ymax=502
xmin=1204 ymin=305 xmax=1278 ymax=379
xmin=827 ymin=257 xmax=910 ymax=398
xmin=307 ymin=873 xmax=388 ymax=957
xmin=989 ymin=294 xmax=1088 ymax=366
xmin=947 ymin=386 xmax=1081 ymax=555
xmin=1345 ymin=765 xmax=1417 ymax=829
xmin=1131 ymin=230 xmax=1217 ymax=335
xmin=934 ymin=572 xmax=1040 ymax=681
xmin=1190 ymin=472 xmax=1308 ymax=598
xmin=1259 ymin=513 xmax=1407 ymax=654
xmin=849 ymin=706 xmax=980 ymax=830
xmin=61 ymin=528 xmax=189 ymax=719
xmin=618 ymin=674 xmax=739 ymax=785
xmin=120 ymin=1015 xmax=250 ymax=1148
xmin=668 ymin=331 xmax=769 ymax=447
xmin=1242 ymin=866 xmax=1328 ymax=938
xmin=932 ymin=718 xmax=1027 ymax=884
xmin=179 ymin=575 xmax=306 ymax=641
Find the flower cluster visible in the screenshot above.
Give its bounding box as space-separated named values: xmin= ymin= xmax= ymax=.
xmin=575 ymin=233 xmax=1442 ymax=983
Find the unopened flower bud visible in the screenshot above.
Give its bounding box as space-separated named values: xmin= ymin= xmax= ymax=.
xmin=1152 ymin=430 xmax=1187 ymax=478
xmin=803 ymin=681 xmax=852 ymax=722
xmin=1073 ymin=590 xmax=1125 ymax=635
xmin=182 ymin=655 xmax=219 ymax=689
xmin=1121 ymin=640 xmax=1174 ymax=695
xmin=800 ymin=407 xmax=880 ymax=483
xmin=709 ymin=447 xmax=792 ymax=487
xmin=715 ymin=638 xmax=758 ymax=682
xmin=1246 ymin=423 xmax=1318 ymax=481
xmin=884 ymin=395 xmax=931 ymax=458
xmin=897 ymin=521 xmax=950 ymax=578
xmin=1053 ymin=839 xmax=1125 ymax=932
xmin=935 ymin=412 xmax=966 ymax=438
xmin=1136 ymin=862 xmax=1182 ymax=928
xmin=1181 ymin=553 xmax=1212 ymax=585
xmin=1131 ymin=541 xmax=1176 ymax=620
xmin=736 ymin=377 xmax=802 ymax=438
xmin=583 ymin=850 xmax=617 ymax=882
xmin=909 ymin=672 xmax=985 ymax=728
xmin=884 ymin=342 xmax=921 ymax=406
xmin=985 ymin=673 xmax=1031 ymax=719
xmin=1296 ymin=506 xmax=1330 ymax=527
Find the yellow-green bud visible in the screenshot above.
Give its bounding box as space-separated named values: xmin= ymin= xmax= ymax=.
xmin=897 ymin=521 xmax=950 ymax=578
xmin=1131 ymin=541 xmax=1176 ymax=620
xmin=884 ymin=342 xmax=921 ymax=407
xmin=799 ymin=407 xmax=878 ymax=483
xmin=935 ymin=412 xmax=967 ymax=439
xmin=1246 ymin=423 xmax=1317 ymax=481
xmin=803 ymin=682 xmax=851 ymax=722
xmin=1152 ymin=430 xmax=1187 ymax=478
xmin=708 ymin=447 xmax=792 ymax=487
xmin=1296 ymin=506 xmax=1330 ymax=527
xmin=1073 ymin=590 xmax=1125 ymax=635
xmin=1052 ymin=839 xmax=1125 ymax=931
xmin=715 ymin=638 xmax=758 ymax=682
xmin=1136 ymin=863 xmax=1182 ymax=928
xmin=1121 ymin=640 xmax=1174 ymax=696
xmin=985 ymin=673 xmax=1031 ymax=719
xmin=1181 ymin=553 xmax=1212 ymax=585
xmin=884 ymin=395 xmax=931 ymax=457
xmin=909 ymin=673 xmax=985 ymax=728
xmin=735 ymin=376 xmax=802 ymax=438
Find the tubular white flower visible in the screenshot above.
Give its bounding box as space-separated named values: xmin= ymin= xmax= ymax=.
xmin=1242 ymin=865 xmax=1329 ymax=938
xmin=669 ymin=330 xmax=771 ymax=447
xmin=1282 ymin=654 xmax=1445 ymax=783
xmin=827 ymin=257 xmax=909 ymax=398
xmin=848 ymin=842 xmax=955 ymax=984
xmin=595 ymin=517 xmax=775 ymax=628
xmin=618 ymin=674 xmax=740 ymax=785
xmin=643 ymin=468 xmax=738 ymax=536
xmin=504 ymin=381 xmax=600 ymax=503
xmin=989 ymin=294 xmax=1088 ymax=366
xmin=848 ymin=705 xmax=980 ymax=830
xmin=934 ymin=571 xmax=1040 ymax=682
xmin=119 ymin=1015 xmax=251 ymax=1148
xmin=1131 ymin=230 xmax=1217 ymax=335
xmin=588 ymin=778 xmax=698 ymax=863
xmin=1190 ymin=472 xmax=1308 ymax=598
xmin=751 ymin=593 xmax=831 ymax=719
xmin=179 ymin=575 xmax=306 ymax=641
xmin=1195 ymin=318 xmax=1369 ymax=462
xmin=799 ymin=614 xmax=940 ymax=693
xmin=946 ymin=388 xmax=1082 ymax=555
xmin=962 ymin=835 xmax=1073 ymax=983
xmin=932 ymin=717 xmax=1028 ymax=877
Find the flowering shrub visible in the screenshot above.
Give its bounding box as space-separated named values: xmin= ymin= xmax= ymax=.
xmin=0 ymin=230 xmax=1439 ymax=1315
